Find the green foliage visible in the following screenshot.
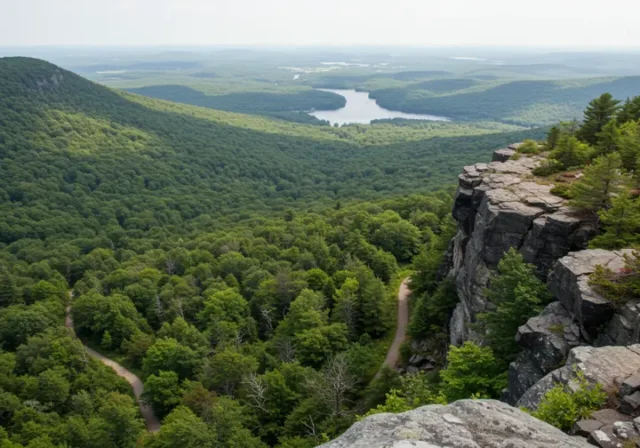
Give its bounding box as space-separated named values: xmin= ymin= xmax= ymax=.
xmin=531 ymin=373 xmax=607 ymax=431
xmin=408 ymin=277 xmax=459 ymax=340
xmin=362 ymin=371 xmax=446 ymax=417
xmin=569 ymin=153 xmax=629 ymax=212
xmin=479 ymin=248 xmax=551 ymax=363
xmin=142 ymin=371 xmax=184 ymax=417
xmin=549 ymin=183 xmax=573 ymax=199
xmin=546 ymin=126 xmax=561 ymax=150
xmin=517 ymin=139 xmax=540 ymax=154
xmin=590 ymin=192 xmax=640 ymax=249
xmin=0 ymin=56 xmax=593 ymax=447
xmin=617 ymin=96 xmax=640 ymax=124
xmin=439 ymin=342 xmax=507 ymax=402
xmin=589 ymin=251 xmax=640 ymax=302
xmin=532 ymin=159 xmax=564 ymax=177
xmin=577 ymin=93 xmax=621 ymax=145
xmin=368 ymin=78 xmax=640 ymax=127
xmin=617 ymin=120 xmax=640 ymax=172
xmin=127 ymin=85 xmax=344 ymax=125
xmin=550 ymin=135 xmax=592 ymax=168
xmin=143 ymin=406 xmax=216 ymax=448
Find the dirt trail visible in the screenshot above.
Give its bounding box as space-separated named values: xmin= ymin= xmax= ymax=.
xmin=65 ymin=304 xmax=161 ymax=433
xmin=380 ymin=278 xmax=411 ymax=372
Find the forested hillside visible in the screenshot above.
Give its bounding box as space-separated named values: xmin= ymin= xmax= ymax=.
xmin=0 ymin=57 xmax=547 ymax=448
xmin=126 ymin=85 xmax=346 ymax=124
xmin=368 ymin=76 xmax=640 ymax=126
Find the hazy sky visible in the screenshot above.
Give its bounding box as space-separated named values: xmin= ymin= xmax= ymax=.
xmin=2 ymin=0 xmax=639 ymax=48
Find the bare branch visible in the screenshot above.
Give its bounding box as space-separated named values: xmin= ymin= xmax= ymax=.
xmin=243 ymin=373 xmax=268 ymax=413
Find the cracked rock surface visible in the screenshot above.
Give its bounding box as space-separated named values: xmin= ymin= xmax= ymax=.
xmin=448 ymin=147 xmax=597 ymax=344
xmin=319 ymin=400 xmax=590 ymax=448
xmin=518 ymin=344 xmax=640 ymax=410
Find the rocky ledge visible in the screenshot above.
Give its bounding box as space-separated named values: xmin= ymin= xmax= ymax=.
xmin=505 ymin=249 xmax=638 ymax=405
xmin=320 ymin=400 xmax=590 ymax=448
xmin=447 ymin=146 xmax=598 ymax=344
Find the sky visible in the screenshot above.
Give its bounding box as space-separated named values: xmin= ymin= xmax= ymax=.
xmin=1 ymin=0 xmax=640 ymax=48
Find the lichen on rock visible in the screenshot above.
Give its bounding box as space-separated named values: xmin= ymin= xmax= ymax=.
xmin=319 ymin=400 xmax=590 ymax=448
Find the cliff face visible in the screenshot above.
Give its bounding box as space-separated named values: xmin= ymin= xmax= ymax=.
xmin=447 ymin=145 xmax=597 ymax=344
xmin=323 ymin=146 xmax=640 ymax=448
xmin=447 ymin=146 xmax=640 ymax=417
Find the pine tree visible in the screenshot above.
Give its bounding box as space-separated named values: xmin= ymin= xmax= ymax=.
xmin=0 ymin=266 xmax=20 ymax=307
xmin=590 ymin=191 xmax=640 ymax=249
xmin=546 ymin=126 xmax=561 ymax=150
xmin=617 ymin=120 xmax=640 ymax=172
xmin=595 ymin=119 xmax=620 ymax=156
xmin=550 ymin=135 xmax=592 ymax=168
xmin=617 ymin=96 xmax=640 ymax=125
xmin=578 ymin=93 xmax=621 ymax=145
xmin=478 ymin=248 xmax=550 ymax=363
xmin=569 ymin=153 xmax=629 ymax=212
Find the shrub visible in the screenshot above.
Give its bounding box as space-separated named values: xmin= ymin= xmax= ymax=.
xmin=531 ymin=372 xmax=607 ymax=431
xmin=533 ymin=159 xmax=564 ymax=177
xmin=589 ymin=251 xmax=640 ymax=302
xmin=549 ymin=184 xmax=573 ymax=199
xmin=518 ymin=139 xmax=540 ymax=154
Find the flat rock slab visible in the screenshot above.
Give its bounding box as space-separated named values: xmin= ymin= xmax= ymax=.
xmin=320 ymin=400 xmax=591 ymax=448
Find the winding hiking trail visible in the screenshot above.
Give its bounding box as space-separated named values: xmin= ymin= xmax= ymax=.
xmin=380 ymin=278 xmax=411 ymax=372
xmin=65 ymin=302 xmax=161 ymax=433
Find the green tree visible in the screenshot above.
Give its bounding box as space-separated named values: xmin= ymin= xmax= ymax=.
xmin=595 ymin=119 xmax=620 ymax=155
xmin=373 ymin=220 xmax=421 ymax=262
xmin=440 ymin=342 xmax=506 ymax=402
xmin=578 ymin=93 xmax=621 ymax=145
xmin=142 ymin=337 xmax=202 ymax=379
xmin=569 ymin=153 xmax=629 ymax=212
xmin=590 ymin=192 xmax=640 ymax=249
xmin=201 ymin=348 xmax=258 ymax=395
xmin=478 ymin=248 xmax=550 ymax=363
xmin=98 ymin=392 xmax=145 ymax=448
xmin=617 ymin=96 xmax=640 ymax=124
xmin=144 ymin=405 xmax=215 ymax=448
xmin=36 ymin=367 xmax=71 ymax=407
xmin=546 ymin=125 xmax=561 ymax=150
xmin=408 ymin=277 xmax=459 ymax=340
xmin=550 ymin=135 xmax=592 ymax=168
xmin=617 ymin=120 xmax=640 ymax=171
xmin=142 ymin=370 xmax=183 ymax=417
xmin=531 ymin=373 xmax=607 ymax=431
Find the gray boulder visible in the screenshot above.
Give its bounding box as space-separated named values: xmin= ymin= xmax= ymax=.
xmin=319 ymin=400 xmax=590 ymax=448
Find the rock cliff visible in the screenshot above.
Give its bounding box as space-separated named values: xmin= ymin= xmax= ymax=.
xmin=447 ymin=145 xmax=597 ymax=344
xmin=319 ymin=400 xmax=590 ymax=448
xmin=323 ymin=146 xmax=640 ymax=448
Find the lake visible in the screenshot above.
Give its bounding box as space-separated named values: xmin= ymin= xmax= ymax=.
xmin=308 ymin=89 xmax=449 ymax=126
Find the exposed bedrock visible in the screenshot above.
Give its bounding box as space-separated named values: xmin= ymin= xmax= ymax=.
xmin=319 ymin=399 xmax=590 ymax=448
xmin=448 ymin=147 xmax=597 ymax=344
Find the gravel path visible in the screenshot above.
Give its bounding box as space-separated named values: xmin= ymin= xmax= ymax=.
xmin=65 ymin=304 xmax=161 ymax=432
xmin=380 ymin=278 xmax=410 ymax=371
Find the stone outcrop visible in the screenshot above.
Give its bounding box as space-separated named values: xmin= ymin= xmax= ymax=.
xmin=548 ymin=249 xmax=634 ymax=340
xmin=517 ymin=344 xmax=640 ymax=410
xmin=448 ymin=148 xmax=597 ymax=344
xmin=504 ymin=301 xmax=581 ymax=404
xmin=320 ymin=400 xmax=590 ymax=448
xmin=506 ymin=249 xmax=638 ymax=405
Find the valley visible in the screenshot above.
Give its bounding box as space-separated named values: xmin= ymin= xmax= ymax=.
xmin=0 ymin=43 xmax=639 ymax=448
